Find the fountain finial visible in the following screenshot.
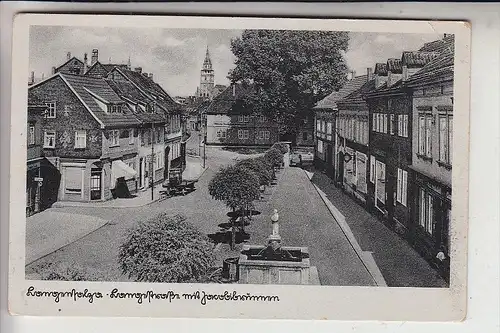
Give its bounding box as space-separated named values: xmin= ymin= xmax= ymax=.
xmin=268 ymin=209 xmax=281 ymax=251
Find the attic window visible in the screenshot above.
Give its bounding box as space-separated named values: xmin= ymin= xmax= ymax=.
xmin=109 ymin=104 xmax=122 ymax=113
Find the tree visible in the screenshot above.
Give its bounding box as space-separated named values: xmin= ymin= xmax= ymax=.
xmin=235 ymin=158 xmax=272 ymax=187
xmin=272 ymin=142 xmax=290 ymax=154
xmin=265 ymin=147 xmax=284 ymax=167
xmin=208 ymin=165 xmax=260 ymax=249
xmin=118 ymin=213 xmax=215 ymax=283
xmin=228 ymin=30 xmax=349 ymax=138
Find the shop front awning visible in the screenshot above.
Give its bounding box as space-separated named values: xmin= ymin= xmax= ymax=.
xmin=111 ymin=160 xmax=137 ymax=188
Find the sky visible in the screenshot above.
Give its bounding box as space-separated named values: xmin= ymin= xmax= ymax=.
xmin=29 ymin=26 xmax=442 ymax=97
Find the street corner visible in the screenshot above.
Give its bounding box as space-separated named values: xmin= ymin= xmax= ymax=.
xmin=25 ymin=210 xmax=108 ymax=265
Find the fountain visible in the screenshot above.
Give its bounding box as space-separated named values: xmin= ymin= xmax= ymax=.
xmin=238 ymin=209 xmax=320 ymax=285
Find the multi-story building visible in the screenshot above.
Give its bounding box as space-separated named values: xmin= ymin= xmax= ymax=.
xmin=205 ymin=83 xmax=279 ymax=146
xmin=313 ymin=71 xmax=367 ymax=180
xmin=336 ymin=69 xmax=374 ymax=204
xmin=26 ymin=95 xmax=60 ymax=215
xmin=365 ymin=52 xmax=439 ymax=234
xmin=405 ymin=38 xmax=454 ymax=281
xmin=28 ymin=72 xmax=141 ymax=202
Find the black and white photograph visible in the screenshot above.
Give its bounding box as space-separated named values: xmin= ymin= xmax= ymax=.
xmin=8 ymin=14 xmax=471 ymax=320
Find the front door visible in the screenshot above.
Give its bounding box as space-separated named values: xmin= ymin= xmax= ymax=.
xmin=90 ymin=169 xmax=102 ymax=200
xmin=375 ymin=160 xmax=386 ymax=212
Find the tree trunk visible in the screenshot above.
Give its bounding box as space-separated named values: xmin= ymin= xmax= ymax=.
xmin=231 ymin=207 xmax=236 ymax=250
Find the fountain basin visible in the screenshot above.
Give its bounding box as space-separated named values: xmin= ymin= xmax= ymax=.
xmin=238 ymin=244 xmax=313 ymax=285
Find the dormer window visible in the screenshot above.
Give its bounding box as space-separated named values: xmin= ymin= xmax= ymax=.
xmin=108 ymin=104 xmax=122 ymax=113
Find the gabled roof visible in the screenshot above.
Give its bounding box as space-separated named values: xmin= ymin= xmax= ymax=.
xmin=205 ymin=83 xmax=254 ymax=115
xmin=314 ymin=75 xmax=368 ymax=110
xmin=419 ymin=35 xmax=454 ymax=53
xmin=338 ymin=79 xmax=376 ymax=105
xmin=387 ymin=58 xmax=402 ymax=74
xmin=401 ymin=51 xmax=440 ymax=68
xmin=404 ymin=48 xmax=454 ymax=87
xmin=56 ymin=73 xmax=140 ymax=128
xmin=116 ymin=69 xmax=182 ymax=113
xmin=55 ymin=56 xmax=84 ymax=72
xmin=105 ymin=77 xmax=166 ymax=124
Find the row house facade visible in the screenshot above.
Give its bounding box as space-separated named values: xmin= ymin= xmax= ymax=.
xmin=313 ymin=73 xmax=368 ymax=180
xmin=336 ymin=69 xmax=374 ymax=205
xmin=405 ymin=45 xmax=454 ymax=281
xmin=205 ymin=83 xmax=279 ymax=146
xmin=312 ymin=34 xmax=454 ymax=281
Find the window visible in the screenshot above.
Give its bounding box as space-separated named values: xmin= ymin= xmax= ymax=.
xmin=356 ymin=153 xmax=367 ymax=194
xmin=28 ymin=125 xmax=35 ymax=145
xmin=238 ymin=115 xmax=250 ymax=123
xmin=302 ymin=132 xmax=308 ymax=141
xmin=129 ymin=129 xmax=134 ymax=145
xmin=370 ymin=155 xmax=375 ymax=183
xmin=43 ymin=131 xmax=56 ymax=148
xmin=64 ymin=167 xmax=83 ymax=194
xmin=74 ymin=130 xmax=87 ymax=149
xmin=418 ymin=113 xmax=433 ymax=158
xmin=109 ymin=104 xmax=122 ymax=113
xmin=389 ymin=114 xmax=395 ymax=135
xmin=216 ymin=129 xmax=227 ymax=139
xmin=419 ymin=189 xmax=434 ymax=234
xmin=317 ymin=119 xmax=321 ymax=131
xmin=238 ymin=129 xmax=249 ymax=140
xmin=372 ymin=114 xmax=376 ymax=131
xmin=317 ymin=140 xmax=323 ymax=153
xmin=46 ymin=102 xmax=56 ymax=118
xmin=110 ymin=130 xmax=119 ymax=147
xmin=439 ymin=112 xmax=453 ymax=165
xmin=398 ymin=114 xmax=409 ymax=138
xmin=327 ymin=122 xmax=332 ymax=136
xmin=259 ymin=115 xmax=266 ymax=122
xmin=396 ymin=168 xmax=408 ymax=206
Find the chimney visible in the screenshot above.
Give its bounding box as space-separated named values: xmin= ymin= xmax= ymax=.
xmin=402 ymin=65 xmax=408 ymax=82
xmin=148 ymin=73 xmax=153 ymax=80
xmin=91 ymin=49 xmax=98 ymax=65
xmin=29 ymin=71 xmax=35 ymax=84
xmin=134 ymin=67 xmax=142 ymax=74
xmin=51 ymin=67 xmax=56 ymax=75
xmin=83 ymin=53 xmax=88 ymax=73
xmin=41 ymin=73 xmax=45 ymax=80
xmin=66 ymin=52 xmax=71 ymax=61
xmin=367 ymin=67 xmax=373 ymax=81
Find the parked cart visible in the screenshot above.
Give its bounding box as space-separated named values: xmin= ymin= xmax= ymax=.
xmin=160 ymin=168 xmax=197 ymax=197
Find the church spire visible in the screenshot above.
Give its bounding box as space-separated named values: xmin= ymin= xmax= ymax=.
xmin=203 ymin=46 xmax=212 ymax=67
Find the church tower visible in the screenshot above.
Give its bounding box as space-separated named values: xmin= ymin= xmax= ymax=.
xmin=197 ymin=47 xmax=215 ymax=99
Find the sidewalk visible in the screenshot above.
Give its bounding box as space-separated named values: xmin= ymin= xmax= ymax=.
xmin=26 ymin=211 xmax=108 ymax=265
xmin=240 ymin=167 xmax=377 ymax=286
xmin=310 ymin=171 xmax=447 ymax=287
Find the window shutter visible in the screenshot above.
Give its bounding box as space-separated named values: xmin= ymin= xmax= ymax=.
xmin=397 ymin=168 xmax=402 ymax=203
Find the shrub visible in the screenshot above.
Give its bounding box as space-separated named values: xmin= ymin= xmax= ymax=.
xmin=31 ymin=261 xmax=105 ymax=281
xmin=235 ymin=158 xmax=272 ymax=186
xmin=118 ymin=213 xmax=215 ymax=283
xmin=264 ymin=147 xmax=284 ymax=166
xmin=272 ymin=142 xmax=289 ymax=154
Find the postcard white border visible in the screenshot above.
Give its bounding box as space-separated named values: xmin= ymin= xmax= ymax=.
xmin=8 ymin=14 xmax=471 ymax=321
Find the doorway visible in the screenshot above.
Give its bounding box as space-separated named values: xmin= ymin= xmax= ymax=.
xmin=90 ymin=168 xmax=102 ymax=200
xmin=375 ymin=160 xmax=386 ymax=212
